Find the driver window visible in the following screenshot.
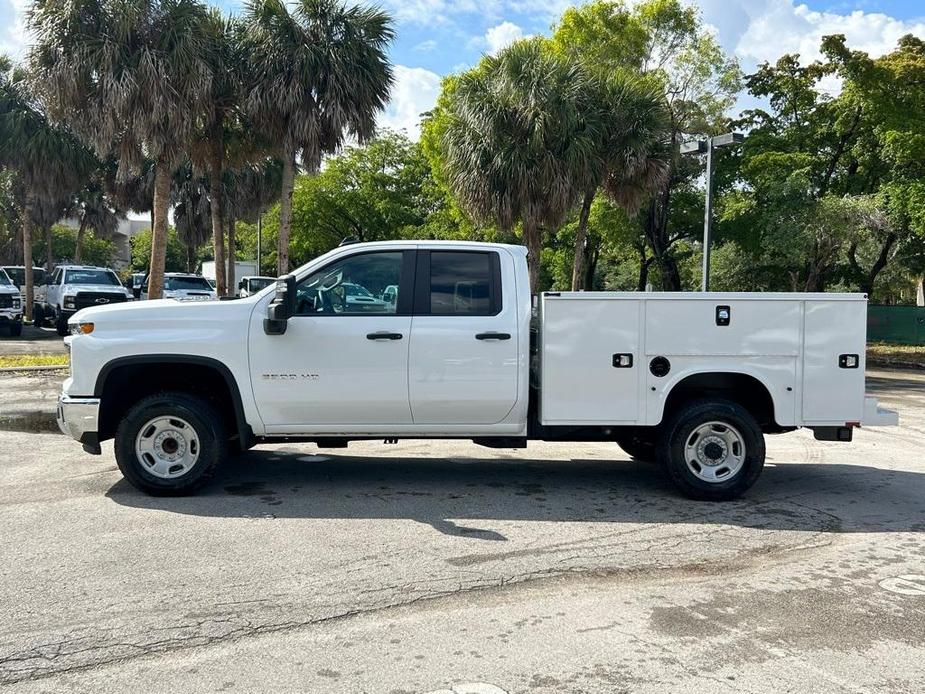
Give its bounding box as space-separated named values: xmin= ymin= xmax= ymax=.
xmin=294 ymin=251 xmax=403 ymax=316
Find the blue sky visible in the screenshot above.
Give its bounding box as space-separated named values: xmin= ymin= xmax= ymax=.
xmin=2 ymin=0 xmax=923 ymax=136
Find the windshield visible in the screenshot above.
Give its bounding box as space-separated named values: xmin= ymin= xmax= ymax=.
xmin=248 ymin=278 xmax=275 ymax=292
xmin=3 ymin=268 xmax=45 ymax=286
xmin=0 ymin=270 xmax=12 ymax=287
xmin=65 ymin=269 xmax=122 ymax=286
xmin=165 ymin=276 xmax=212 ymax=291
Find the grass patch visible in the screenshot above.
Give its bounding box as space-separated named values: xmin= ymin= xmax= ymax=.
xmin=0 ymin=354 xmax=69 ymax=368
xmin=867 ymin=342 xmax=925 ymax=368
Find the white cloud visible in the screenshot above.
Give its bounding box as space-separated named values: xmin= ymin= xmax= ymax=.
xmin=414 ymin=39 xmax=438 ymax=51
xmin=468 ymin=20 xmax=531 ymax=56
xmin=484 ymin=21 xmax=528 ymax=54
xmin=378 ymin=65 xmax=442 ymax=140
xmin=730 ymin=0 xmax=925 ymax=66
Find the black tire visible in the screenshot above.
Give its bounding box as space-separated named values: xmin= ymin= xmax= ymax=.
xmin=114 ymin=391 xmax=228 ymax=495
xmin=33 ymin=305 xmax=44 ymax=328
xmin=55 ymin=311 xmax=68 ymax=336
xmin=615 ymin=429 xmax=657 ymax=462
xmin=9 ymin=321 xmax=22 ymax=337
xmin=657 ymin=399 xmax=765 ymax=501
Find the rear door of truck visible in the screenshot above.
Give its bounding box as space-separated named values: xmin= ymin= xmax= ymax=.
xmin=407 ymin=248 xmax=519 ymax=425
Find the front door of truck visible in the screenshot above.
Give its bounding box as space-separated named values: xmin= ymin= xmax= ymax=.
xmin=408 ymin=249 xmax=519 ymax=424
xmin=249 ymin=250 xmax=415 ymax=432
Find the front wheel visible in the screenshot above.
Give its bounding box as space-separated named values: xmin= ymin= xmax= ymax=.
xmin=55 ymin=310 xmax=69 ymax=336
xmin=114 ymin=392 xmax=227 ymax=495
xmin=658 ymin=399 xmax=765 ymax=501
xmin=33 ymin=305 xmax=44 ymax=328
xmin=9 ymin=321 xmax=22 ymax=337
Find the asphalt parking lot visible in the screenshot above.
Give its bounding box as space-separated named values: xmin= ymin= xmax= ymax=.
xmin=0 ymin=367 xmax=922 ymax=693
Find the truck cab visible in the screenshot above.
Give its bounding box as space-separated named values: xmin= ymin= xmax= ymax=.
xmin=56 ymin=241 xmax=897 ymax=500
xmin=38 ymin=265 xmax=132 ymax=335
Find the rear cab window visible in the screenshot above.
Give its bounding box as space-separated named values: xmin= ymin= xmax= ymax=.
xmin=416 ymin=250 xmax=502 ymax=316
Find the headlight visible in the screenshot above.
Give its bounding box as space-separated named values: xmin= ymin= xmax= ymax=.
xmin=64 ymin=295 xmax=76 ymax=309
xmin=69 ymin=320 xmax=94 ymax=335
xmin=12 ymin=298 xmax=20 ymax=309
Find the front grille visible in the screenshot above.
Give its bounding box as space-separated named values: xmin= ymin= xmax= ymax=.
xmin=74 ymin=292 xmax=126 ymax=311
xmin=0 ymin=295 xmax=14 ymax=309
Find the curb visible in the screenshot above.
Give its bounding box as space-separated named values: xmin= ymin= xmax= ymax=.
xmin=0 ymin=365 xmax=68 ymax=373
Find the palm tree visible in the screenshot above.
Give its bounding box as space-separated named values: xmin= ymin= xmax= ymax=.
xmin=70 ymin=177 xmax=122 ymax=263
xmin=225 ymin=158 xmax=282 ymax=289
xmin=570 ymin=75 xmax=669 ymax=290
xmin=27 ymin=0 xmax=215 ymax=299
xmin=0 ymin=58 xmax=93 ymax=320
xmin=192 ymin=11 xmax=247 ymax=297
xmin=173 ymin=163 xmax=212 ymax=273
xmin=440 ymin=40 xmax=601 ymax=290
xmin=243 ymin=0 xmax=394 ymax=275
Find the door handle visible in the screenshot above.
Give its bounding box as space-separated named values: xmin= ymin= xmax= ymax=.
xmin=366 ymin=331 xmax=403 ymax=340
xmin=475 ymin=332 xmax=511 ymax=340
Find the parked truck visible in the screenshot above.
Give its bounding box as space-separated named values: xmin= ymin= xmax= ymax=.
xmin=57 ymin=241 xmax=898 ymax=499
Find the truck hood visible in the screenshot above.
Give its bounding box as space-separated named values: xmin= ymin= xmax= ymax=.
xmin=72 ymin=295 xmax=256 ymax=327
xmin=63 ymin=284 xmax=131 ymax=296
xmin=0 ymin=286 xmax=18 ymax=296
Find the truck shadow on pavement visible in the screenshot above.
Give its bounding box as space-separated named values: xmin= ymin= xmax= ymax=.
xmin=106 ymin=451 xmax=925 ymax=539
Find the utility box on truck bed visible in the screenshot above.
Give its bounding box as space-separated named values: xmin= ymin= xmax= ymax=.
xmin=538 ymin=292 xmax=875 ymax=430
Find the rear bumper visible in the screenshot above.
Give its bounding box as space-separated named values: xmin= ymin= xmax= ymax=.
xmin=57 ymin=394 xmax=100 ymax=448
xmin=862 ymin=396 xmax=899 ymax=427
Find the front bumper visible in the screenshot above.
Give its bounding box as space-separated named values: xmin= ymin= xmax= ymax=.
xmin=57 ymin=394 xmax=101 ymax=453
xmin=0 ymin=309 xmax=22 ymax=322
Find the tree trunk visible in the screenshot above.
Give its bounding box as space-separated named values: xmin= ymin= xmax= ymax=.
xmin=186 ymin=242 xmax=195 ymax=273
xmin=862 ymin=232 xmax=898 ymax=301
xmin=45 ymin=225 xmax=53 ymax=272
xmin=278 ymin=153 xmax=296 ymax=276
xmin=584 ymin=243 xmax=599 ymax=290
xmin=208 ymin=148 xmax=227 ymax=297
xmin=22 ymin=195 xmax=34 ymax=323
xmin=74 ymin=218 xmax=88 ymax=263
xmin=227 ymin=214 xmax=236 ymax=296
xmin=523 ymin=219 xmax=542 ymax=292
xmin=644 ymin=183 xmax=682 ymax=291
xmin=570 ymin=189 xmax=596 ymax=291
xmin=147 ymin=162 xmax=171 ymax=300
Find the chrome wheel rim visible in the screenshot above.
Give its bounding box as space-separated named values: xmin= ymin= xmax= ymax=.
xmin=134 ymin=416 xmax=200 ymax=479
xmin=684 ymin=421 xmax=745 ymax=483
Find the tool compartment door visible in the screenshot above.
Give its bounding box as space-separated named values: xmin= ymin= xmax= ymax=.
xmin=540 ymin=297 xmax=640 ymax=424
xmin=801 ymin=299 xmax=867 ymax=424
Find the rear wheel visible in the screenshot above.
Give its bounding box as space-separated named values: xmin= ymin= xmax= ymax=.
xmin=658 ymin=399 xmax=765 ymax=501
xmin=33 ymin=305 xmax=44 ymax=328
xmin=114 ymin=392 xmax=227 ymax=495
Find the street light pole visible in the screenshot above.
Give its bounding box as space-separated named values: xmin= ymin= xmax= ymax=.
xmin=701 ymin=137 xmax=715 ymax=292
xmin=680 ymin=132 xmax=744 ymax=292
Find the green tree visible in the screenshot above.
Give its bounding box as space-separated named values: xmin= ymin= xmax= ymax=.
xmin=131 ymin=227 xmax=188 ymax=274
xmin=552 ymin=0 xmax=741 ymax=290
xmin=433 ymin=39 xmax=602 ymax=289
xmin=28 ymin=0 xmax=215 ymax=299
xmin=0 ymin=58 xmax=94 ymax=320
xmin=243 ymin=0 xmax=394 ymax=275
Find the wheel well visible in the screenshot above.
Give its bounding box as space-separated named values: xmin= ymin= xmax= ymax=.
xmin=96 ymin=359 xmax=248 ymax=446
xmin=663 ymin=372 xmax=776 ymax=429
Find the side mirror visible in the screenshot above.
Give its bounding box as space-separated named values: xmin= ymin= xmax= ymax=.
xmin=264 ymin=274 xmax=296 ymax=335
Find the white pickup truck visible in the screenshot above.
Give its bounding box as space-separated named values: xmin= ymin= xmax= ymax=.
xmin=57 ymin=240 xmax=898 ymax=500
